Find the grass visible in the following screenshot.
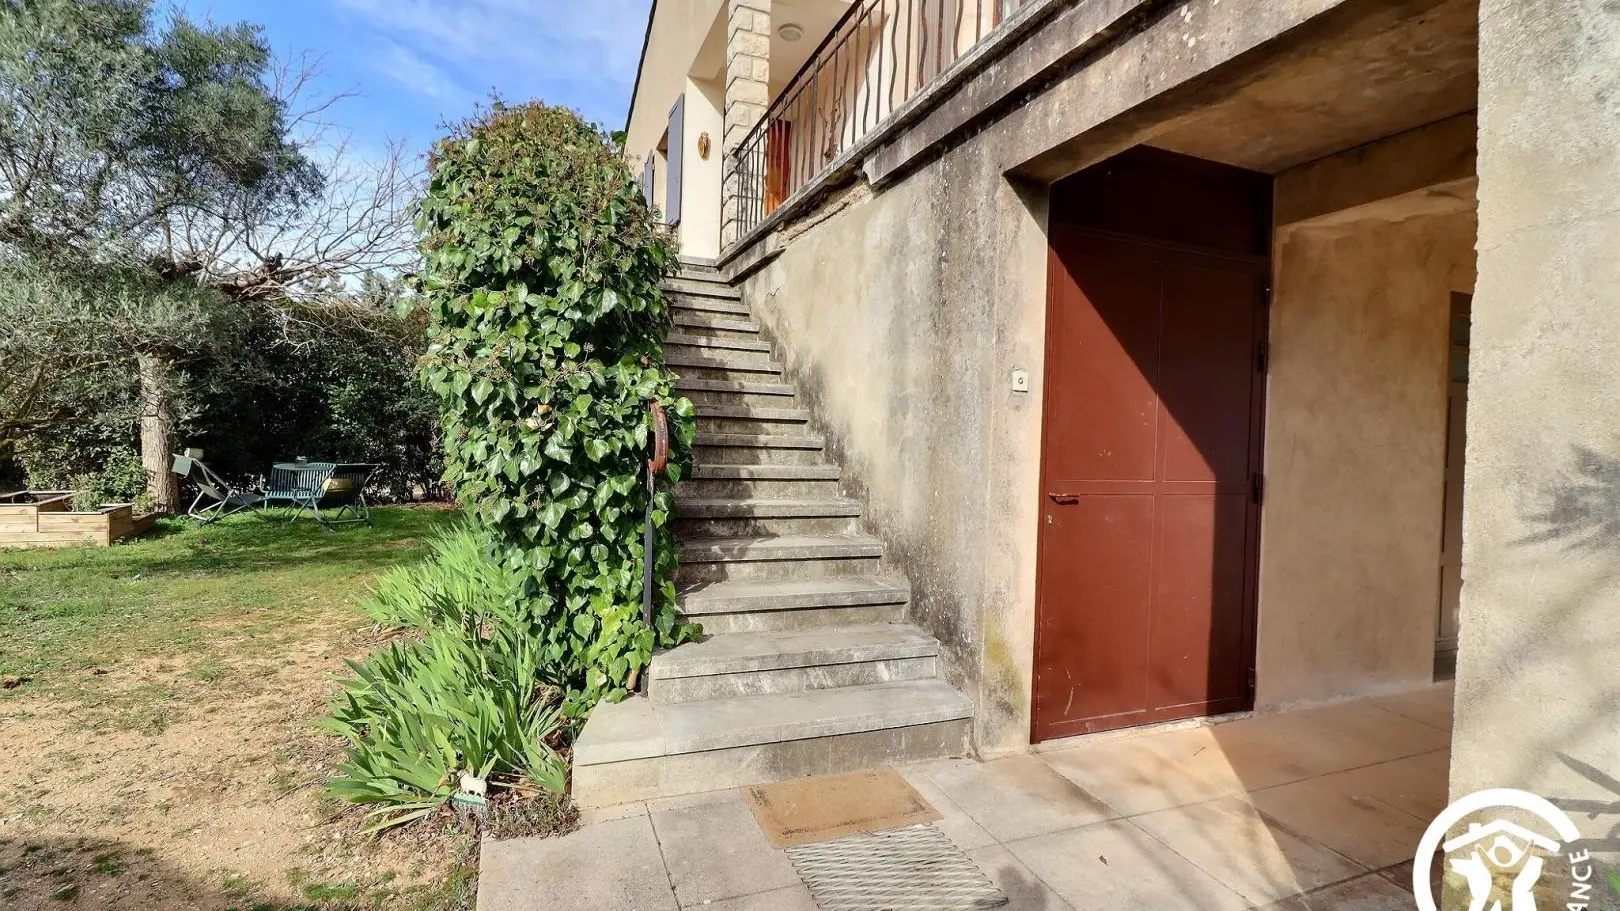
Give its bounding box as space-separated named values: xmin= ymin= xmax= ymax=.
xmin=0 ymin=507 xmax=459 ymax=691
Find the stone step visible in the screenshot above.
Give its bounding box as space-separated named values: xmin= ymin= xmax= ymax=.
xmin=694 ymin=432 xmax=824 ymax=449
xmin=666 ymin=353 xmax=784 ymax=375
xmin=676 ymin=497 xmax=857 ymax=518
xmin=672 ymin=312 xmax=760 ymax=336
xmin=692 ymin=404 xmax=810 ymax=424
xmin=691 ymin=464 xmax=839 ymax=481
xmin=678 ymin=533 xmax=883 ymax=563
xmin=674 ymin=495 xmax=862 ymax=536
xmin=571 ymin=680 xmax=973 ymax=806
xmin=680 ymin=575 xmax=912 ymax=614
xmin=665 ymin=333 xmax=773 ymax=354
xmin=668 ymin=295 xmax=751 ymax=317
xmin=674 ymin=377 xmax=795 ymax=397
xmin=648 ymin=624 xmax=940 ymax=704
xmin=663 ymin=277 xmax=741 ymax=299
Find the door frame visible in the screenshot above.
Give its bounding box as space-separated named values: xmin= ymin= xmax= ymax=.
xmin=1030 ymin=149 xmax=1273 ymax=743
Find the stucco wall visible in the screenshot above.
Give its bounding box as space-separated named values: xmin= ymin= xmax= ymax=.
xmin=744 ymin=140 xmax=1049 ymax=755
xmin=626 ymin=0 xmax=726 ymax=196
xmin=1256 ymin=207 xmax=1475 ymax=709
xmin=679 ymin=76 xmax=726 ymax=259
xmin=736 ymin=0 xmax=1367 ymax=755
xmin=1451 ymin=0 xmax=1620 ymax=843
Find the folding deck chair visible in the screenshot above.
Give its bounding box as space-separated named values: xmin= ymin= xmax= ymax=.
xmin=172 ymin=455 xmax=264 ymax=523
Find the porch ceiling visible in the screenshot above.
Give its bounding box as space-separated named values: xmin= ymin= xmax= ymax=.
xmin=1144 ymin=0 xmax=1478 ymax=174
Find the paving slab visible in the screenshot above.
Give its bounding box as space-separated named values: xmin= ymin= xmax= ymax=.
xmin=1131 ymin=796 xmax=1366 ymax=905
xmin=1004 ymin=819 xmax=1251 ymax=911
xmin=916 ymin=754 xmax=1118 ymax=842
xmin=649 ymin=789 xmax=802 ymax=906
xmin=477 ymin=815 xmax=676 ymax=911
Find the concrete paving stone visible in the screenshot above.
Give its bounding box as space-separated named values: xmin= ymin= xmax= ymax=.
xmin=918 ymin=754 xmax=1119 ymax=842
xmin=476 ymin=815 xmax=677 ymax=911
xmin=966 ymin=844 xmax=1077 ymax=911
xmin=1261 ymin=871 xmax=1417 ymax=910
xmin=1284 ymin=700 xmax=1453 ymax=761
xmin=1131 ymin=796 xmax=1367 ymax=905
xmin=648 ymin=788 xmax=802 ymax=906
xmin=1129 ymin=723 xmax=1322 ymax=793
xmin=897 ymin=765 xmax=999 ymax=850
xmin=696 ymin=884 xmax=821 ymax=911
xmin=1005 ymin=819 xmax=1251 ymax=911
xmin=1367 ymin=683 xmax=1455 ymax=731
xmin=1312 ymin=750 xmax=1451 ymax=822
xmin=1042 ymin=735 xmax=1241 ymax=817
xmin=1206 ymin=711 xmax=1412 ymax=780
xmin=1248 ymin=776 xmax=1431 ymax=869
xmin=578 ymin=800 xmax=649 ymax=826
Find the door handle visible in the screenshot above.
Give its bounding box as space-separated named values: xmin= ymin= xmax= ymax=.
xmin=1047 ymin=493 xmax=1081 ymax=504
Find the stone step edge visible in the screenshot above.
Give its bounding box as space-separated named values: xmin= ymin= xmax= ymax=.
xmin=677 ymin=576 xmax=912 ymax=614
xmin=688 ymin=465 xmax=840 ymax=480
xmin=675 ymin=496 xmax=857 ymax=518
xmin=649 ymin=624 xmax=939 ymax=679
xmin=666 ymin=355 xmax=784 ymax=374
xmin=677 ymin=534 xmax=884 ymax=563
xmin=691 ymin=405 xmax=811 ymax=422
xmin=573 ymin=680 xmax=974 ymax=765
xmin=665 ymin=333 xmax=772 ymax=353
xmin=693 ymin=433 xmax=823 ymax=448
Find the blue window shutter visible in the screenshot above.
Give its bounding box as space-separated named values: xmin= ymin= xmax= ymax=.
xmin=666 ymin=95 xmax=684 ymax=226
xmin=641 ymin=154 xmax=655 ymax=210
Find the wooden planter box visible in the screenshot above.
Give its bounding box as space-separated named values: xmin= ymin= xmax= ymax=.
xmin=0 ymin=491 xmax=157 ymax=549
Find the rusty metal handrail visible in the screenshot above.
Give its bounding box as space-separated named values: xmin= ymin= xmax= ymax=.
xmin=729 ymin=0 xmax=1032 ymax=240
xmin=642 ymin=400 xmax=669 ymax=641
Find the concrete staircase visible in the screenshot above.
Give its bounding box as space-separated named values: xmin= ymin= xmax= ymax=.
xmin=571 ymin=264 xmax=972 ymax=807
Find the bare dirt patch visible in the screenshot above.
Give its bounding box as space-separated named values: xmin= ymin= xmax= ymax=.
xmin=0 ymin=619 xmax=469 ymax=910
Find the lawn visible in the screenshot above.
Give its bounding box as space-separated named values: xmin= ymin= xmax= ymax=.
xmin=0 ymin=506 xmax=474 ymax=911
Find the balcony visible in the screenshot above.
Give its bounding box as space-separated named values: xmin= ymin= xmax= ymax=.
xmin=728 ymin=0 xmax=1036 ymax=246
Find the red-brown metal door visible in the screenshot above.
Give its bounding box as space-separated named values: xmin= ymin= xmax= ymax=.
xmin=1032 ymin=228 xmax=1268 ymax=741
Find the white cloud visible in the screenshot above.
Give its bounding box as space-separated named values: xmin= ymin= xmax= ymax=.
xmin=339 ymin=0 xmax=650 ymax=120
xmin=372 ymin=40 xmax=463 ymax=99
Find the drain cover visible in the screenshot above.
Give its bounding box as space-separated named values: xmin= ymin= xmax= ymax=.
xmin=786 ymin=823 xmax=1008 ymax=911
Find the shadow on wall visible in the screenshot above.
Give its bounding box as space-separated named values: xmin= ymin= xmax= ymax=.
xmin=1520 ymin=445 xmax=1620 ymax=551
xmin=1462 ymin=444 xmax=1620 ymax=859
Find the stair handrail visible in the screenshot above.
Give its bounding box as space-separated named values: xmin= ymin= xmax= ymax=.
xmin=642 ymin=400 xmax=669 ymax=635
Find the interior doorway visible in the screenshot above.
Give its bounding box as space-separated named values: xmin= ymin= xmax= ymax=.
xmin=1032 ymin=148 xmax=1272 ymax=741
xmin=1437 ymin=291 xmax=1470 ymax=678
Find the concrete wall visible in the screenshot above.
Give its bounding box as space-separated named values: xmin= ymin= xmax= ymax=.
xmin=732 ymin=0 xmax=1476 ymax=752
xmin=1256 ymin=206 xmax=1475 ymax=709
xmin=745 ymin=142 xmax=1050 ymax=756
xmin=1452 ymin=0 xmax=1620 ymax=845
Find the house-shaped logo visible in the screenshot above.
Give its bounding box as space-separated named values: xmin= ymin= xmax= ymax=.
xmin=1415 ymin=789 xmax=1587 ymax=911
xmin=1441 ymin=819 xmax=1561 ymax=911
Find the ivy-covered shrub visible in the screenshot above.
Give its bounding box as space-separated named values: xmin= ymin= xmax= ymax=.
xmin=415 ymin=101 xmax=697 ymax=712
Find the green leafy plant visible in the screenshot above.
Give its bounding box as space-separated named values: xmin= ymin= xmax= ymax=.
xmin=323 ymin=527 xmax=569 ymax=831
xmin=415 ymin=101 xmax=698 ymax=712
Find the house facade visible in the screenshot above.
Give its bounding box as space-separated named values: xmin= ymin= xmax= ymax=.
xmin=590 ymin=0 xmax=1620 ymax=852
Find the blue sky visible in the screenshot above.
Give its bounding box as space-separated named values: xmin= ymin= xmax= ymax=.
xmin=185 ymin=0 xmax=652 ymax=159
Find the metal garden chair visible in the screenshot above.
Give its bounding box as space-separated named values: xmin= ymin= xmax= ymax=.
xmin=263 ymin=461 xmax=378 ymax=527
xmin=172 ymin=455 xmax=264 ymax=523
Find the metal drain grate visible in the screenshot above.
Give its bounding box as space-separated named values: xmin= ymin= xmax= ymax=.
xmin=786 ymin=823 xmax=1008 ymax=911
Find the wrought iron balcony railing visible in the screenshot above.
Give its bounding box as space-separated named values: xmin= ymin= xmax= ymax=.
xmin=730 ymin=0 xmax=1033 ymax=244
